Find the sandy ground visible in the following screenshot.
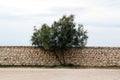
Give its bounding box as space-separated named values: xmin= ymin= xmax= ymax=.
xmin=0 ymin=68 xmax=120 ymax=80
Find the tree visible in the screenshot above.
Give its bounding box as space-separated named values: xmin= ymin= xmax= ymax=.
xmin=31 ymin=15 xmax=88 ymax=65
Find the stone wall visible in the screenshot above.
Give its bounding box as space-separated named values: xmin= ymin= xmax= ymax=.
xmin=0 ymin=46 xmax=120 ymax=67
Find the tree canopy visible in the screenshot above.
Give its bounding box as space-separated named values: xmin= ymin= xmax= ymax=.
xmin=31 ymin=15 xmax=88 ymax=65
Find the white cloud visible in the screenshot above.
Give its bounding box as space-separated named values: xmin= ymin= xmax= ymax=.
xmin=0 ymin=0 xmax=49 ymax=15
xmin=0 ymin=0 xmax=86 ymax=15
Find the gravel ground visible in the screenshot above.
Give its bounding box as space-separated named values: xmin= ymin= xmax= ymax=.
xmin=0 ymin=68 xmax=120 ymax=80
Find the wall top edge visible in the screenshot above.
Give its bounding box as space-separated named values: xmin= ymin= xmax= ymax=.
xmin=0 ymin=46 xmax=120 ymax=49
xmin=0 ymin=46 xmax=34 ymax=48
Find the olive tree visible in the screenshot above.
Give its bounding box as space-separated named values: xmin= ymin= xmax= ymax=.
xmin=31 ymin=15 xmax=88 ymax=65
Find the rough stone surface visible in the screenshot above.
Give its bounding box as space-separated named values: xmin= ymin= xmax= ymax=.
xmin=0 ymin=46 xmax=120 ymax=66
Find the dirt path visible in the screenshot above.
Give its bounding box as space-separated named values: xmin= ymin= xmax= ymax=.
xmin=0 ymin=68 xmax=120 ymax=80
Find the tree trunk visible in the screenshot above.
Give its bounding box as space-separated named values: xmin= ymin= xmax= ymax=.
xmin=61 ymin=49 xmax=66 ymax=66
xmin=54 ymin=50 xmax=62 ymax=65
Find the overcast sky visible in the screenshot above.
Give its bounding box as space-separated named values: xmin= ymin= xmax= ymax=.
xmin=0 ymin=0 xmax=120 ymax=46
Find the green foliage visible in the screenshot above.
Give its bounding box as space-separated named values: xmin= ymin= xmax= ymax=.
xmin=31 ymin=15 xmax=88 ymax=65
